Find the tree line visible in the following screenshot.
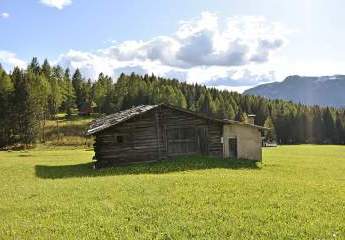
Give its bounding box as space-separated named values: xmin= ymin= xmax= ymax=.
xmin=1 ymin=58 xmax=345 ymax=147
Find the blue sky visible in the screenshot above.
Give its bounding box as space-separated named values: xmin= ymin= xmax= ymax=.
xmin=1 ymin=0 xmax=345 ymax=92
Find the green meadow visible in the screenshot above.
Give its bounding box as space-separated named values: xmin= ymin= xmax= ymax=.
xmin=0 ymin=145 xmax=344 ymax=239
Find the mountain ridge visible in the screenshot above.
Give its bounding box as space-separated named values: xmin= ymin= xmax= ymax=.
xmin=243 ymin=75 xmax=345 ymax=108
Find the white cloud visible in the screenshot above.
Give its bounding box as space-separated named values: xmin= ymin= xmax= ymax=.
xmin=214 ymin=85 xmax=253 ymax=93
xmin=52 ymin=12 xmax=288 ymax=92
xmin=40 ymin=0 xmax=72 ymax=10
xmin=204 ymin=69 xmax=274 ymax=87
xmin=55 ymin=50 xmax=117 ymax=79
xmin=0 ymin=51 xmax=26 ymax=70
xmin=1 ymin=12 xmax=10 ymax=18
xmin=100 ymin=12 xmax=286 ymax=69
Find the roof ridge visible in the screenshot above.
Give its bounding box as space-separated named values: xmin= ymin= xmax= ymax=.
xmin=86 ymin=104 xmax=269 ymax=135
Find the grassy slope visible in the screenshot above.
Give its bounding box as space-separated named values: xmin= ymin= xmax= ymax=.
xmin=43 ymin=115 xmax=95 ymax=146
xmin=0 ymin=145 xmax=344 ymax=239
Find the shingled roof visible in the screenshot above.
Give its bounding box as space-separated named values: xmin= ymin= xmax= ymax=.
xmin=86 ymin=105 xmax=158 ymax=135
xmin=86 ymin=104 xmax=268 ymax=135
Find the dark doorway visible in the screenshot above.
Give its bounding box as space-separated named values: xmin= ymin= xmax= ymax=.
xmin=228 ymin=137 xmax=238 ymax=159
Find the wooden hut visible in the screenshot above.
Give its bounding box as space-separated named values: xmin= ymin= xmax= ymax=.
xmin=87 ymin=104 xmax=267 ymax=168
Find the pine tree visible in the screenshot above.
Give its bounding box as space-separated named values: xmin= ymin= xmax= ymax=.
xmin=47 ymin=66 xmax=63 ymax=116
xmin=28 ymin=57 xmax=40 ymax=74
xmin=312 ymin=106 xmax=323 ymax=143
xmin=41 ymin=59 xmax=51 ymax=78
xmin=198 ymin=91 xmax=216 ymax=115
xmin=0 ymin=67 xmax=14 ymax=146
xmin=12 ymin=68 xmax=40 ymax=145
xmin=322 ymin=107 xmax=335 ymax=143
xmin=226 ymin=104 xmax=236 ymax=120
xmin=93 ymin=73 xmax=113 ymax=112
xmin=335 ymin=112 xmax=344 ymax=144
xmin=175 ymin=88 xmax=187 ymax=108
xmin=62 ymin=69 xmax=76 ymax=116
xmin=72 ymin=69 xmax=84 ymax=110
xmin=264 ymin=116 xmax=276 ymax=142
xmin=254 ymin=98 xmax=268 ymax=126
xmin=27 ymin=69 xmax=50 ymax=143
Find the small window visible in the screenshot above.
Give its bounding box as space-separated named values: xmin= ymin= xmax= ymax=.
xmin=116 ymin=135 xmax=124 ymax=143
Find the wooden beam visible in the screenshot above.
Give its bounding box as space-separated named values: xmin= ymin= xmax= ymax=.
xmin=155 ymin=109 xmax=161 ymax=161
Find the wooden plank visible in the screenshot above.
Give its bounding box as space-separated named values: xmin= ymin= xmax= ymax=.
xmin=155 ymin=109 xmax=161 ymax=160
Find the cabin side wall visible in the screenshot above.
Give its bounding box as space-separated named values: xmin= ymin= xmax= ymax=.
xmin=223 ymin=124 xmax=262 ymax=161
xmin=93 ymin=109 xmax=161 ymax=167
xmin=160 ymin=107 xmax=223 ymax=158
xmin=93 ymin=106 xmax=223 ymax=167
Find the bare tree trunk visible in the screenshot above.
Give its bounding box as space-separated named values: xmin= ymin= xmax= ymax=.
xmin=56 ymin=118 xmax=59 ymax=143
xmin=42 ymin=112 xmax=46 ymax=143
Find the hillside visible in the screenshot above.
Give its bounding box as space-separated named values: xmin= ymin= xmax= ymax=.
xmin=244 ymin=75 xmax=345 ymax=108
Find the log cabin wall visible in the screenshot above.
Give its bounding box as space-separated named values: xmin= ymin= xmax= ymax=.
xmin=159 ymin=106 xmax=223 ymax=158
xmin=93 ymin=109 xmax=161 ymax=167
xmin=93 ymin=105 xmax=223 ymax=167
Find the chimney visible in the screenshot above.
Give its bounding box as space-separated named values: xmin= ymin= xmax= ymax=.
xmin=247 ymin=114 xmax=256 ymax=125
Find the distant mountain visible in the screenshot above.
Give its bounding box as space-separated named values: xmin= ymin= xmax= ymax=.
xmin=244 ymin=75 xmax=345 ymax=108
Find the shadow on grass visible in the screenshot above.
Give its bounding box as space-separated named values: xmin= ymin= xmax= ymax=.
xmin=35 ymin=156 xmax=260 ymax=179
xmin=18 ymin=154 xmax=34 ymax=157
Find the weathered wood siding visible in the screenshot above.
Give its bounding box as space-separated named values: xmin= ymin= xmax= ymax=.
xmin=160 ymin=106 xmax=223 ymax=157
xmin=94 ymin=106 xmax=223 ymax=167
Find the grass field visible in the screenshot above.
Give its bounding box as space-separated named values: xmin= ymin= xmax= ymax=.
xmin=0 ymin=145 xmax=344 ymax=239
